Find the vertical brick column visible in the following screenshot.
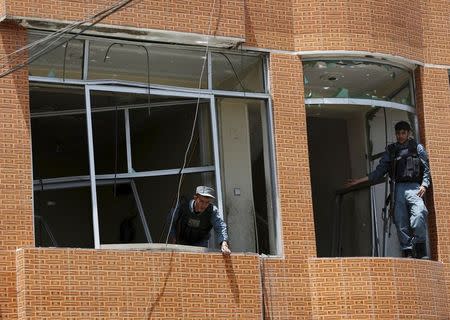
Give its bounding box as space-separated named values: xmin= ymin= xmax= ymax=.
xmin=416 ymin=67 xmax=450 ymax=301
xmin=270 ymin=53 xmax=316 ymax=258
xmin=258 ymin=54 xmax=315 ymax=319
xmin=0 ymin=21 xmax=32 ymax=320
xmin=416 ymin=67 xmax=450 ymax=263
xmin=0 ymin=22 xmax=33 ymax=250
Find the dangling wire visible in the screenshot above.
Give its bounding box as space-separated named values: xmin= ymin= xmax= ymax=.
xmin=62 ymin=41 xmax=70 ymax=82
xmin=216 ymin=51 xmax=247 ymax=92
xmin=158 ymin=134 xmax=200 ymax=242
xmin=103 ymin=42 xmax=151 ymax=108
xmin=102 ymin=42 xmax=151 ymax=197
xmin=164 ymin=0 xmax=218 ymax=246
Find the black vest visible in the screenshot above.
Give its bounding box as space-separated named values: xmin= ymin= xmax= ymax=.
xmin=176 ymin=201 xmax=213 ymax=245
xmin=388 ymin=139 xmax=423 ymax=183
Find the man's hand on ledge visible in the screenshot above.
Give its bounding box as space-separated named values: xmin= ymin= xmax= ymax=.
xmin=221 ymin=241 xmax=231 ymax=255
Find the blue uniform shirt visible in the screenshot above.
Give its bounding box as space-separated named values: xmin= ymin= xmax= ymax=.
xmin=368 ymin=140 xmax=431 ymax=188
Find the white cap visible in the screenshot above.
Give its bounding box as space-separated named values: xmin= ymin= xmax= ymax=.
xmin=195 ymin=186 xmax=215 ymax=199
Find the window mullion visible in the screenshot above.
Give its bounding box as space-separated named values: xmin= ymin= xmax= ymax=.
xmin=85 ymin=86 xmax=101 ymax=249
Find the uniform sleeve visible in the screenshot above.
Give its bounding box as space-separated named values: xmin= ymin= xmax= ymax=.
xmin=368 ymin=148 xmax=391 ymax=182
xmin=210 ymin=205 xmax=229 ymax=244
xmin=417 ymin=144 xmax=431 ymax=188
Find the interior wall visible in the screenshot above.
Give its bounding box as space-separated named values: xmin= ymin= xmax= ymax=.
xmin=344 ymin=114 xmax=372 ymax=256
xmin=307 ymin=117 xmax=351 ymax=256
xmin=218 ymin=100 xmax=256 ymax=252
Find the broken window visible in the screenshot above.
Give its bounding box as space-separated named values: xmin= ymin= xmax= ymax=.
xmin=88 ymin=40 xmax=208 ymax=88
xmin=29 ymin=32 xmax=278 ymax=255
xmin=212 ymin=52 xmax=265 ymax=92
xmin=28 ymin=33 xmax=84 ymax=79
xmin=303 ymin=60 xmax=413 ymax=105
xmin=303 ymin=58 xmax=418 ymax=258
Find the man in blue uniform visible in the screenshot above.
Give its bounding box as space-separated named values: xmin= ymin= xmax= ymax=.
xmin=346 ymin=121 xmax=431 ymax=259
xmin=170 ymin=186 xmax=231 ymax=254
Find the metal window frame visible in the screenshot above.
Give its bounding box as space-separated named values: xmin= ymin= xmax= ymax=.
xmin=29 ymin=36 xmax=281 ymax=255
xmin=305 ymin=98 xmax=416 ymax=114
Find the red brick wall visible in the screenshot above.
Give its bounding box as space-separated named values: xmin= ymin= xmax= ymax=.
xmin=419 ymin=67 xmax=450 ymax=264
xmin=308 ymin=258 xmax=449 ymax=318
xmin=0 ymin=1 xmax=449 ymax=319
xmin=0 ymin=251 xmax=18 ymax=320
xmin=270 ymin=53 xmax=316 ymax=259
xmin=1 ymin=0 xmax=449 ymax=65
xmin=422 ymin=0 xmax=450 ymax=65
xmin=0 ymin=23 xmax=33 ymax=251
xmin=0 ymin=22 xmax=31 ymax=320
xmin=243 ymin=0 xmax=294 ymax=50
xmin=16 ymin=248 xmax=261 ymax=319
xmin=293 ymin=0 xmax=424 ymax=60
xmin=14 ymin=249 xmax=450 ymax=319
xmin=2 ymin=0 xmax=245 ymax=40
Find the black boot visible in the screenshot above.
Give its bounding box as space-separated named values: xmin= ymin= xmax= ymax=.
xmin=413 ymin=243 xmax=429 ymax=259
xmin=402 ymin=249 xmax=413 ymax=258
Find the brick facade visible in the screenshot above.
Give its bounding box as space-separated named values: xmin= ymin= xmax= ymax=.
xmin=0 ymin=1 xmax=449 ymax=319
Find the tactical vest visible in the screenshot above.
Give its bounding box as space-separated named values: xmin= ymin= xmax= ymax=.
xmin=176 ymin=201 xmax=213 ymax=245
xmin=388 ymin=139 xmax=423 ymax=183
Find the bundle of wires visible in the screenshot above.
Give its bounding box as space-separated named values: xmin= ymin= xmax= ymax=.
xmin=0 ymin=0 xmax=135 ymax=78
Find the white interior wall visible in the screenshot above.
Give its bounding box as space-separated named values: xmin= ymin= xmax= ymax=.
xmin=218 ymin=100 xmax=256 ymax=252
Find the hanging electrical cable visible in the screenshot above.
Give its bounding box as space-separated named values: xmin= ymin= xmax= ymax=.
xmin=101 ymin=42 xmax=152 ymax=227
xmin=158 ymin=133 xmax=200 ymax=242
xmin=164 ymin=0 xmax=218 ymax=246
xmin=0 ymin=0 xmax=135 ymax=78
xmin=102 ymin=42 xmax=152 ymax=111
xmin=216 ymin=51 xmax=248 ymax=92
xmin=62 ymin=40 xmax=70 ymax=82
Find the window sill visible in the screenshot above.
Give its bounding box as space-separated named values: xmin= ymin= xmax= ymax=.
xmin=100 ymin=243 xmax=211 ymax=253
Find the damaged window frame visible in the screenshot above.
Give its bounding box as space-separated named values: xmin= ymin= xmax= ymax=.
xmin=29 ymin=31 xmax=281 ymax=255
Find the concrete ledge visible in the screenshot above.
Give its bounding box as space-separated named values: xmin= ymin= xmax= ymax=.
xmin=100 ymin=242 xmax=211 ymax=253
xmin=9 ymin=16 xmax=245 ymax=48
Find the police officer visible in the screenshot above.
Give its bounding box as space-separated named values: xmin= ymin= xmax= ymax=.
xmin=346 ymin=121 xmax=431 ymax=258
xmin=169 ymin=186 xmax=231 ymax=254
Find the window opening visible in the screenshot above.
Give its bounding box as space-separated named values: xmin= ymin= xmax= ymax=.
xmin=304 ymin=58 xmax=421 ymax=258
xmin=307 ymin=103 xmax=417 ymax=257
xmin=29 ymin=32 xmax=278 ymax=255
